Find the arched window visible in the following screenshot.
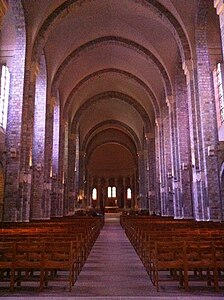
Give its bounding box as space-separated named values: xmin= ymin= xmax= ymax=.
xmin=127 ymin=188 xmax=132 ymax=199
xmin=108 ymin=186 xmax=116 ymax=198
xmin=213 ymin=63 xmax=224 ymax=141
xmin=0 ymin=65 xmax=10 ymax=129
xmin=112 ymin=186 xmax=116 ymax=197
xmin=92 ymin=188 xmax=97 ymax=200
xmin=216 ymin=63 xmax=224 ymax=124
xmin=108 ymin=186 xmax=111 ymax=197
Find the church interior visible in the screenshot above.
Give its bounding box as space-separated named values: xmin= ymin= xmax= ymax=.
xmin=0 ymin=0 xmax=224 ymax=298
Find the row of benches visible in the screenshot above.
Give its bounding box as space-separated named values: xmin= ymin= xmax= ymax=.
xmin=0 ymin=216 xmax=103 ymax=292
xmin=122 ymin=215 xmax=224 ymax=292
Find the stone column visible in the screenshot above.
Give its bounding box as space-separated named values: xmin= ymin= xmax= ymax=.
xmin=137 ymin=150 xmax=146 ymax=209
xmin=131 ymin=175 xmax=135 ymax=208
xmin=155 ymin=118 xmax=163 ymax=214
xmin=51 ymin=103 xmax=60 ymax=217
xmin=194 ymin=0 xmax=222 ymax=221
xmin=18 ymin=61 xmax=38 ymax=222
xmin=97 ymin=177 xmax=101 ymax=208
xmin=145 ymin=133 xmax=156 ymax=214
xmin=134 ymin=171 xmax=138 ymax=209
xmin=183 ymin=60 xmax=206 ymax=221
xmin=3 ymin=3 xmax=28 ymax=220
xmin=123 ymin=177 xmax=126 ymax=209
xmin=167 ymin=95 xmax=186 ymax=219
xmin=86 ymin=173 xmax=90 ymax=207
xmin=105 ymin=178 xmax=109 ymax=207
xmin=31 ymin=59 xmax=46 ymax=220
xmin=57 ymin=118 xmax=66 ymax=217
xmin=78 ymin=150 xmax=86 ymax=207
xmin=66 ymin=133 xmax=76 ymax=214
xmin=175 ymin=63 xmax=193 ymax=219
xmin=89 ymin=176 xmax=94 ymax=207
xmin=162 ymin=102 xmax=175 ymax=216
xmin=155 ymin=117 xmax=167 ymax=215
xmin=42 ymin=90 xmax=55 ymax=220
xmin=214 ymin=0 xmax=224 ymax=221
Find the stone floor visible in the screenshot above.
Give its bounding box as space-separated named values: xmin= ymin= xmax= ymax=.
xmin=0 ymin=213 xmax=224 ymax=299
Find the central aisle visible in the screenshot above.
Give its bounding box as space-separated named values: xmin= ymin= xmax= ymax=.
xmin=1 ymin=213 xmax=223 ymax=299
xmin=73 ymin=213 xmax=153 ymax=297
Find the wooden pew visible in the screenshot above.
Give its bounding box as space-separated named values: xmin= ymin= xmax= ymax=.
xmin=150 ymin=241 xmax=186 ymax=291
xmin=0 ymin=216 xmax=103 ymax=291
xmin=0 ymin=242 xmax=15 ymax=291
xmin=42 ymin=241 xmax=77 ymax=292
xmin=11 ymin=241 xmax=45 ymax=291
xmin=122 ymin=215 xmax=224 ymax=292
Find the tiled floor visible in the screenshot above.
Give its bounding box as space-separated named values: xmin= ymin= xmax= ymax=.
xmin=1 ymin=214 xmax=224 ymax=299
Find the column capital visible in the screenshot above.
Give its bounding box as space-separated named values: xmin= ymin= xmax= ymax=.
xmin=155 ymin=117 xmax=161 ymax=127
xmin=69 ymin=133 xmax=77 ymax=146
xmin=79 ymin=151 xmax=86 ymax=158
xmin=137 ymin=150 xmax=144 ymax=157
xmin=0 ymin=0 xmax=8 ymax=25
xmin=69 ymin=133 xmax=77 ymax=140
xmin=214 ymin=0 xmax=224 ymax=15
xmin=30 ymin=61 xmax=40 ymax=82
xmin=50 ymin=96 xmax=57 ymax=106
xmin=166 ymin=96 xmax=174 ymax=112
xmin=182 ymin=60 xmax=193 ymax=84
xmin=61 ymin=119 xmax=68 ymax=127
xmin=145 ymin=132 xmax=155 ymax=140
xmin=49 ymin=96 xmax=56 ymax=113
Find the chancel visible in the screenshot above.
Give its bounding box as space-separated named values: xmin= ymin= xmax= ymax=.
xmin=0 ymin=0 xmax=224 ymax=298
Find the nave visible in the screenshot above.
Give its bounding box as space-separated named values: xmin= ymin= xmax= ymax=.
xmin=1 ymin=213 xmax=224 ymax=300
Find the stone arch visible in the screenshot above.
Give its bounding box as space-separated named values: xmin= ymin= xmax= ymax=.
xmin=71 ymin=91 xmax=152 ymax=133
xmin=87 ymin=140 xmax=137 ymax=167
xmin=82 ymin=120 xmax=141 ymax=153
xmin=63 ymin=68 xmax=160 ymax=119
xmin=31 ymin=0 xmax=191 ymax=64
xmin=51 ymin=36 xmax=172 ymax=98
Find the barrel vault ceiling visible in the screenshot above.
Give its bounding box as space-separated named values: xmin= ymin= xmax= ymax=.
xmin=18 ymin=0 xmax=218 ymax=176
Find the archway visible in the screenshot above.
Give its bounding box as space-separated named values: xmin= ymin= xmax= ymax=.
xmin=87 ymin=143 xmax=136 ymax=212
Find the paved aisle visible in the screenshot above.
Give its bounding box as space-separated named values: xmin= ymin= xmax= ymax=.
xmin=73 ymin=215 xmax=153 ymax=297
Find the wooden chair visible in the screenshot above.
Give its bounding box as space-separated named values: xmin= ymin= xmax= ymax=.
xmin=0 ymin=241 xmax=15 ymax=291
xmin=43 ymin=241 xmax=77 ymax=291
xmin=213 ymin=240 xmax=224 ymax=289
xmin=151 ymin=241 xmax=186 ymax=291
xmin=11 ymin=241 xmax=45 ymax=291
xmin=184 ymin=241 xmax=217 ymax=290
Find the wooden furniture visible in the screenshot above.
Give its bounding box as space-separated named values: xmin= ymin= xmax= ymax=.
xmin=0 ymin=216 xmax=102 ymax=291
xmin=122 ymin=215 xmax=224 ymax=292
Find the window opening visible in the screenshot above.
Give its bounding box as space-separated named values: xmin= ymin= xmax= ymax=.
xmin=0 ymin=65 xmax=10 ymax=129
xmin=108 ymin=186 xmax=116 ymax=197
xmin=216 ymin=63 xmax=224 ymax=124
xmin=92 ymin=188 xmax=97 ymax=200
xmin=127 ymin=188 xmax=132 ymax=199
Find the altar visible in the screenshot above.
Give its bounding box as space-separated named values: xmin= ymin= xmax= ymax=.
xmin=104 ymin=206 xmax=120 ymax=213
